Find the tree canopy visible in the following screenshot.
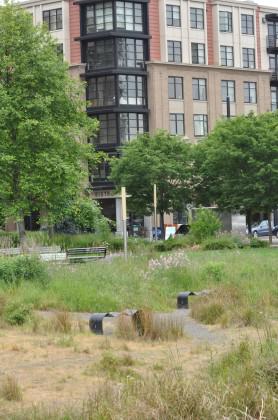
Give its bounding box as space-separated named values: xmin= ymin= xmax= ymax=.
xmin=0 ymin=4 xmax=98 ymax=239
xmin=192 ymin=112 xmax=278 ymax=239
xmin=110 ymin=130 xmax=192 ymax=233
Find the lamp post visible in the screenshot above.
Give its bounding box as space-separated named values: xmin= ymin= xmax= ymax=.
xmin=154 ymin=183 xmax=157 ymax=241
xmin=226 ymin=96 xmax=231 ymax=119
xmin=121 ymin=187 xmax=128 ymax=260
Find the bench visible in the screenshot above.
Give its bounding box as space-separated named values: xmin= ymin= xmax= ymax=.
xmin=66 ymin=247 xmax=107 ymax=263
xmin=0 ymin=248 xmax=21 ymax=257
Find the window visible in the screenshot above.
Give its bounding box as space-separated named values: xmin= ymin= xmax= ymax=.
xmin=120 ymin=113 xmax=145 ymax=142
xmin=43 ymin=8 xmax=62 ymax=31
xmin=191 ymin=43 xmax=205 ymax=64
xmin=167 ymin=41 xmax=182 ymax=63
xmin=96 ymin=114 xmax=117 ymax=145
xmin=168 ymin=77 xmax=183 ymax=99
xmin=241 ymin=14 xmax=254 ymax=35
xmin=221 ymin=80 xmax=235 ymax=102
xmin=88 ymin=76 xmax=116 ymax=107
xmin=244 ymin=82 xmax=257 ymax=103
xmin=169 ymin=113 xmax=184 ymax=135
xmin=219 ymin=11 xmax=232 ymax=32
xmin=271 ymin=86 xmax=278 ymax=111
xmin=91 ymin=161 xmax=110 ymax=181
xmin=56 ymin=43 xmax=63 ymax=57
xmin=117 ymin=38 xmax=145 ymax=68
xmin=166 ymin=5 xmax=180 ymax=27
xmin=192 ymin=78 xmax=207 ymax=100
xmin=86 ymin=39 xmax=114 ymax=71
xmin=119 ymin=75 xmax=146 ymax=105
xmin=243 ymin=48 xmax=255 ymax=69
xmin=220 ymin=46 xmax=234 ymax=66
xmin=193 ymin=114 xmax=208 ymax=137
xmin=269 ymin=54 xmax=277 ymax=71
xmin=116 ymin=1 xmax=143 ymax=32
xmin=85 ymin=3 xmax=113 ymax=33
xmin=190 ymin=8 xmax=204 ymax=29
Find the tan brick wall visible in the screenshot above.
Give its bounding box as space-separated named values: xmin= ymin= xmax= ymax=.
xmin=147 ymin=62 xmax=271 ymax=141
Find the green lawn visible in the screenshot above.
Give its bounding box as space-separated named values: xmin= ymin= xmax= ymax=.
xmin=2 ymin=248 xmax=278 ymax=318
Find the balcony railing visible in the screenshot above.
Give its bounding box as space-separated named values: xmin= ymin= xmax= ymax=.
xmin=267 ymin=36 xmax=278 ymax=49
xmin=271 ymin=72 xmax=278 ymax=82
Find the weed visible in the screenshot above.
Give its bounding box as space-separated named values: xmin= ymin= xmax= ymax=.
xmin=191 ymin=299 xmax=225 ymax=325
xmin=52 ymin=311 xmax=72 ymax=334
xmin=4 ymin=303 xmax=32 ymax=326
xmin=0 ymin=376 xmax=22 ymax=401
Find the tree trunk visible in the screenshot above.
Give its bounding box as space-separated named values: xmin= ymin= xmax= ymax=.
xmin=48 ymin=225 xmax=54 ymax=238
xmin=160 ymin=211 xmax=165 ymax=240
xmin=246 ymin=209 xmax=252 ymax=236
xmin=17 ymin=217 xmax=26 ymax=245
xmin=267 ymin=211 xmax=273 ymax=245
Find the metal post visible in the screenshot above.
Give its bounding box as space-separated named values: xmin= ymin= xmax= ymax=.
xmin=121 ymin=187 xmax=128 ymax=260
xmin=226 ymin=96 xmax=231 ymax=119
xmin=154 ymin=184 xmax=157 ymax=241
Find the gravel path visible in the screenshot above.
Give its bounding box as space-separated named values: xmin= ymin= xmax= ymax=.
xmin=36 ymin=309 xmax=224 ymax=344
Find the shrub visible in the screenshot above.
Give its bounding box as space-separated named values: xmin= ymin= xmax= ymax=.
xmin=191 ymin=299 xmax=225 ymax=324
xmin=202 ymin=235 xmax=241 ymax=250
xmin=250 ymin=237 xmax=269 ymax=248
xmin=202 ymin=262 xmax=225 ymax=282
xmin=0 ymin=256 xmax=48 ymax=285
xmin=0 ymin=232 xmax=20 ymax=248
xmin=4 ymin=303 xmax=32 ymax=325
xmin=190 ymin=209 xmax=222 ymax=243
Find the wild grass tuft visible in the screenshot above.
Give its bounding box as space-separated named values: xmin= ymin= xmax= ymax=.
xmin=0 ymin=376 xmax=23 ymax=401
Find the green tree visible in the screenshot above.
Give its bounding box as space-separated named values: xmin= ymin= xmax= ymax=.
xmin=110 ymin=131 xmax=192 ymax=237
xmin=0 ymin=4 xmax=98 ymax=242
xmin=192 ymin=113 xmax=278 ymax=243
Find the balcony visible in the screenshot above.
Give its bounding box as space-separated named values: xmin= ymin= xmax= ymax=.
xmin=271 ymin=71 xmax=278 ymax=86
xmin=267 ymin=36 xmax=278 ymax=52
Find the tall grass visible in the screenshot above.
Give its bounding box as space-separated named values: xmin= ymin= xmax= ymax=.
xmin=0 ymin=249 xmax=277 ymax=321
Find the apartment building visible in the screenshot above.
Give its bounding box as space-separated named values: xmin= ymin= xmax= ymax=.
xmin=18 ymin=0 xmax=278 ymax=228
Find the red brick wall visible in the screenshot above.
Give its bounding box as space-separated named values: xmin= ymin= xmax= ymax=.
xmin=69 ymin=0 xmax=81 ymax=64
xmin=256 ymin=7 xmax=261 ymax=70
xmin=206 ymin=0 xmax=214 ymax=65
xmin=149 ymin=0 xmax=161 ymax=61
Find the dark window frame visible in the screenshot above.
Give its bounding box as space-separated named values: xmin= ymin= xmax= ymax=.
xmin=219 ymin=11 xmax=233 ymax=32
xmin=241 ymin=14 xmax=254 ymax=35
xmin=167 ymin=40 xmax=182 ymax=63
xmin=169 ymin=113 xmax=185 ymax=136
xmin=116 ymin=1 xmax=144 ymax=32
xmin=117 ymin=38 xmax=145 ymax=68
xmin=87 ymin=75 xmax=116 ymax=107
xmin=244 ymin=81 xmax=257 ymax=103
xmin=220 ymin=45 xmax=234 ymax=66
xmin=242 ymin=48 xmax=256 ymax=69
xmin=166 ymin=4 xmax=181 ymax=27
xmin=192 ymin=78 xmax=207 ymax=100
xmin=168 ymin=76 xmax=184 ymax=99
xmin=193 ymin=114 xmax=208 ymax=137
xmin=96 ymin=113 xmax=118 ymax=145
xmin=221 ymin=80 xmax=235 ymax=102
xmin=191 ymin=43 xmax=206 ymax=64
xmin=85 ymin=2 xmax=113 ymax=34
xmin=120 ymin=112 xmax=146 ymax=142
xmin=43 ymin=8 xmax=63 ymax=31
xmin=86 ymin=39 xmax=115 ymax=71
xmin=190 ymin=7 xmax=204 ymax=29
xmin=119 ymin=74 xmax=146 ymax=106
xmin=271 ymin=86 xmax=278 ymax=111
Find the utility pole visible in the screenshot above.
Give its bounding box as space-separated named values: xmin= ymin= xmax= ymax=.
xmin=154 ymin=183 xmax=157 ymax=241
xmin=121 ymin=186 xmax=128 ymax=260
xmin=226 ymin=96 xmax=231 ymax=119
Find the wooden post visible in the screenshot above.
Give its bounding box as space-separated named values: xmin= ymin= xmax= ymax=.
xmin=121 ymin=187 xmax=128 ymax=259
xmin=154 ymin=184 xmax=157 ymax=240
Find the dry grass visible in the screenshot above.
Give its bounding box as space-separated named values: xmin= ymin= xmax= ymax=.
xmin=52 ymin=311 xmax=72 ymax=334
xmin=0 ymin=376 xmax=22 ymax=401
